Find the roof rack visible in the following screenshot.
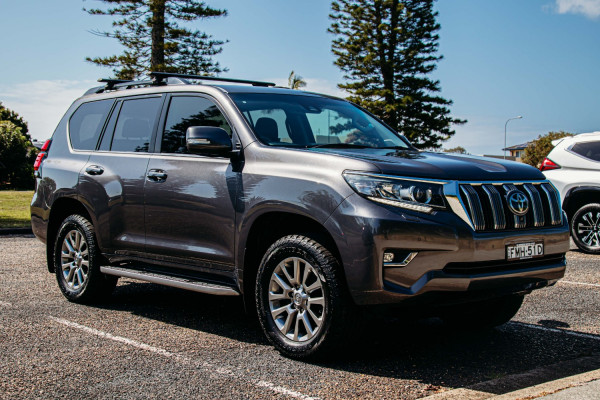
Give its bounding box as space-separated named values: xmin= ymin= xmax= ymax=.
xmin=149 ymin=71 xmax=276 ymax=87
xmin=84 ymin=71 xmax=277 ymax=96
xmin=98 ymin=78 xmax=131 ymax=90
xmin=84 ymin=78 xmax=154 ymax=95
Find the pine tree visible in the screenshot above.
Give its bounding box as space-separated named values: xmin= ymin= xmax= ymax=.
xmin=85 ymin=0 xmax=227 ymax=79
xmin=329 ymin=0 xmax=465 ymax=149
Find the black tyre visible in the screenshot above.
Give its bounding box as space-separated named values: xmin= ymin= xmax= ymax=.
xmin=255 ymin=235 xmax=353 ymax=359
xmin=442 ymin=294 xmax=524 ymax=330
xmin=54 ymin=215 xmax=117 ymax=303
xmin=570 ymin=203 xmax=600 ymax=254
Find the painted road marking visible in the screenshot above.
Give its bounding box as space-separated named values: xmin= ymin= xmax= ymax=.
xmin=559 ymin=280 xmax=600 ymax=288
xmin=508 ymin=321 xmax=600 ymax=341
xmin=49 ymin=316 xmax=319 ymax=400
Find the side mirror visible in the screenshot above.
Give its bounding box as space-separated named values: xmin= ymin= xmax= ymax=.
xmin=186 ymin=126 xmax=232 ymax=154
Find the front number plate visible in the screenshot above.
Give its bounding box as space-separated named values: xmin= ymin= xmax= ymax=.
xmin=506 ymin=242 xmax=544 ymax=261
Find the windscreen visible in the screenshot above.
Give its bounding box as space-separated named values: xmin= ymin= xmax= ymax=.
xmin=230 ymin=93 xmax=412 ymax=149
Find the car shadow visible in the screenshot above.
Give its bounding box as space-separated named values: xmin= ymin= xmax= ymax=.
xmin=91 ymin=279 xmax=600 ymax=395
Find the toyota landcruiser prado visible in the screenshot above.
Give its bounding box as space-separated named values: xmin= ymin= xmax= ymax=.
xmin=31 ymin=72 xmax=570 ymax=359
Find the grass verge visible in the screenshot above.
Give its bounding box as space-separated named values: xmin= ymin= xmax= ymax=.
xmin=0 ymin=190 xmax=33 ymax=228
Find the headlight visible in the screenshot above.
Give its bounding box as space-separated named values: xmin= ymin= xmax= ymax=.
xmin=343 ymin=172 xmax=446 ymax=213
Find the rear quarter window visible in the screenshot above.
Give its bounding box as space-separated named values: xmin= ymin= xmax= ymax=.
xmin=69 ymin=100 xmax=113 ymax=150
xmin=570 ymin=140 xmax=600 ymax=162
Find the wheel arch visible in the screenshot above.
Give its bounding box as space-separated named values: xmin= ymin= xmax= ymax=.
xmin=45 ymin=197 xmax=94 ymax=273
xmin=238 ymin=210 xmax=344 ymax=313
xmin=563 ymin=186 xmax=600 ymax=222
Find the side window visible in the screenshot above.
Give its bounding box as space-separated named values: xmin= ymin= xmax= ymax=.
xmin=69 ymin=100 xmax=113 ymax=150
xmin=245 ymin=109 xmax=291 ymax=144
xmin=571 ymin=141 xmax=600 ymax=162
xmin=110 ymin=97 xmax=162 ymax=152
xmin=162 ymin=96 xmax=232 ymax=154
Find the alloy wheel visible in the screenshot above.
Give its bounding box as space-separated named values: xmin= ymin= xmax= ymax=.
xmin=268 ymin=257 xmax=326 ymax=342
xmin=576 ymin=210 xmax=600 ymax=249
xmin=60 ymin=230 xmax=89 ymax=290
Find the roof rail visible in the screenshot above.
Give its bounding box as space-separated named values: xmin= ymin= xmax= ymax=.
xmin=149 ymin=71 xmax=276 ymax=87
xmin=84 ymin=71 xmax=277 ymax=96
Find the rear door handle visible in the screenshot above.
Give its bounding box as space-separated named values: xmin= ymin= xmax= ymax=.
xmin=85 ymin=165 xmax=104 ymax=176
xmin=147 ymin=169 xmax=168 ymax=182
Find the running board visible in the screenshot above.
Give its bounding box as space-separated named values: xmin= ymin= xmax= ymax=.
xmin=100 ymin=266 xmax=240 ymax=296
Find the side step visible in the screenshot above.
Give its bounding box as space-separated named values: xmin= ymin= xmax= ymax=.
xmin=100 ymin=266 xmax=240 ymax=296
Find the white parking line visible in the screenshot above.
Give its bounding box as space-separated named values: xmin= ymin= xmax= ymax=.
xmin=560 ymin=280 xmax=600 ymax=288
xmin=508 ymin=321 xmax=600 ymax=341
xmin=0 ymin=301 xmax=12 ymax=307
xmin=49 ymin=316 xmax=319 ymax=400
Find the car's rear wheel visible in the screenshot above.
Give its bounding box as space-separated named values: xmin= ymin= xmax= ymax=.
xmin=441 ymin=294 xmax=524 ymax=330
xmin=255 ymin=235 xmax=354 ymax=359
xmin=570 ymin=203 xmax=600 ymax=254
xmin=54 ymin=215 xmax=117 ymax=303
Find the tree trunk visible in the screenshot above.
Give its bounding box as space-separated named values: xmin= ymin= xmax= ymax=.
xmin=150 ymin=0 xmax=166 ymax=71
xmin=374 ymin=1 xmax=397 ymax=128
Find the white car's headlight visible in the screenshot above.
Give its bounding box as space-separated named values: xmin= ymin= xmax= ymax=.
xmin=343 ymin=172 xmax=446 ymax=214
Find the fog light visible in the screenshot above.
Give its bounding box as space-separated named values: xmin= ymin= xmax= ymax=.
xmin=383 ymin=251 xmax=419 ymax=267
xmin=383 ymin=252 xmax=394 ymax=263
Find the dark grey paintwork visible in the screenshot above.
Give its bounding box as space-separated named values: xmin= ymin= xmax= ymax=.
xmin=31 ymin=82 xmax=570 ymax=307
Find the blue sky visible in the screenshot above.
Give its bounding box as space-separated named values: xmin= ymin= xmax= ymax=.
xmin=1 ymin=0 xmax=599 ymax=155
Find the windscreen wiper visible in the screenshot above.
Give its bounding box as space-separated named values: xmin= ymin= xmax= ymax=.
xmin=307 ymin=143 xmax=372 ymax=149
xmin=379 ymin=146 xmax=418 ymax=150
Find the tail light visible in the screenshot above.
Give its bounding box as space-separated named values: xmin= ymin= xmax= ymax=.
xmin=33 ymin=139 xmax=52 ymax=171
xmin=540 ymin=157 xmax=560 ymax=172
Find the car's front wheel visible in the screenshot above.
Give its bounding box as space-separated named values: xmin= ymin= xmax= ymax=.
xmin=570 ymin=203 xmax=600 ymax=254
xmin=54 ymin=215 xmax=117 ymax=303
xmin=255 ymin=235 xmax=353 ymax=359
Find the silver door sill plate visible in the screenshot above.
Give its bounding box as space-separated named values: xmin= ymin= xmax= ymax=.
xmin=100 ymin=266 xmax=240 ymax=296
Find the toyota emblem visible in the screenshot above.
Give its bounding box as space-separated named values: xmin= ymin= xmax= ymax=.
xmin=507 ymin=190 xmax=529 ymax=216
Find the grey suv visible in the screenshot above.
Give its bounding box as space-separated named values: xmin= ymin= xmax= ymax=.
xmin=31 ymin=72 xmax=570 ymax=359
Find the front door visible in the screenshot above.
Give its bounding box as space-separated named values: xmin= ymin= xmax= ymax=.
xmin=144 ymin=94 xmax=238 ymax=281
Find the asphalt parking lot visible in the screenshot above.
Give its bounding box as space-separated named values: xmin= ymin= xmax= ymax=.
xmin=1 ymin=235 xmax=599 ymax=399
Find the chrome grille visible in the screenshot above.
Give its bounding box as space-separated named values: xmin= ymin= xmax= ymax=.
xmin=457 ymin=182 xmax=562 ymax=231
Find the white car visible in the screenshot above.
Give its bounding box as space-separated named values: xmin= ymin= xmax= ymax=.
xmin=542 ymin=132 xmax=600 ymax=253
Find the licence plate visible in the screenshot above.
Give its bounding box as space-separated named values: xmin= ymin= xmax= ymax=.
xmin=506 ymin=242 xmax=544 ymax=261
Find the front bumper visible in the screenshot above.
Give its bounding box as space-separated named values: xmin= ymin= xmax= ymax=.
xmin=324 ymin=193 xmax=570 ymax=305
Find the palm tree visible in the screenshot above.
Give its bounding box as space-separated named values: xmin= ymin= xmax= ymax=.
xmin=288 ymin=71 xmax=307 ymax=90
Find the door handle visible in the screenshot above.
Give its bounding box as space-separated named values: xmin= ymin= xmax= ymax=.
xmin=147 ymin=169 xmax=168 ymax=182
xmin=85 ymin=165 xmax=104 ymax=176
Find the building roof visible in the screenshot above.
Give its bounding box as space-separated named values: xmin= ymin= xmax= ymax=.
xmin=502 ymin=142 xmax=531 ymax=151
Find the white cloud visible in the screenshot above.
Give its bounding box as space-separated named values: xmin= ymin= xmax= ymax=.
xmin=0 ymin=80 xmax=96 ymax=141
xmin=553 ymin=0 xmax=600 ymax=18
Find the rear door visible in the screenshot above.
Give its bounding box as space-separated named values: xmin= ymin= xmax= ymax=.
xmin=79 ymin=95 xmax=164 ymax=255
xmin=144 ymin=94 xmax=238 ymax=281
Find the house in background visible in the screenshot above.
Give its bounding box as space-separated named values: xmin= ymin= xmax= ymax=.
xmin=502 ymin=142 xmax=531 ymax=162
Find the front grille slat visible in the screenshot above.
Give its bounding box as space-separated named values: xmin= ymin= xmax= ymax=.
xmin=523 ymin=183 xmax=544 ymax=227
xmin=457 ymin=181 xmax=562 ymax=232
xmin=460 ymin=185 xmax=485 ymax=230
xmin=540 ymin=183 xmax=563 ymax=225
xmin=482 ymin=184 xmax=506 ymax=229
